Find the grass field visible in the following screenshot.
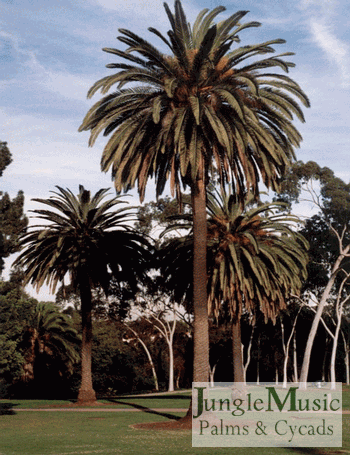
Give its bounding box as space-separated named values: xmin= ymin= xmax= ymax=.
xmin=0 ymin=388 xmax=348 ymax=455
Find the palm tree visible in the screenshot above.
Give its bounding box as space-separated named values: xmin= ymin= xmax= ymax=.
xmin=161 ymin=188 xmax=309 ymax=382
xmin=206 ymin=189 xmax=309 ymax=381
xmin=14 ymin=186 xmax=149 ymax=403
xmin=21 ymin=302 xmax=80 ymax=383
xmin=79 ymin=1 xmax=309 ymax=384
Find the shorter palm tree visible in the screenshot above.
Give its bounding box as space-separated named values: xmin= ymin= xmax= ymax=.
xmin=21 ymin=302 xmax=80 ymax=383
xmin=15 ymin=186 xmax=150 ymax=403
xmin=206 ymin=189 xmax=308 ymax=381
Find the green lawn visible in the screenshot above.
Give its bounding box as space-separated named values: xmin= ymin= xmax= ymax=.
xmin=0 ymin=391 xmax=192 ymax=410
xmin=0 ymin=389 xmax=348 ymax=455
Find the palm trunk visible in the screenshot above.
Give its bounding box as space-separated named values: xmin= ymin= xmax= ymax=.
xmin=191 ymin=176 xmax=209 ymax=383
xmin=232 ymin=318 xmax=244 ymax=383
xmin=77 ymin=274 xmax=96 ymax=403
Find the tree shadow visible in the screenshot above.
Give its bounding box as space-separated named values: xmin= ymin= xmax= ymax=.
xmin=108 ymin=394 xmax=190 ymax=401
xmin=288 ymin=447 xmax=346 ymax=454
xmin=0 ymin=403 xmax=17 ymax=415
xmin=107 ymin=399 xmax=182 ymax=421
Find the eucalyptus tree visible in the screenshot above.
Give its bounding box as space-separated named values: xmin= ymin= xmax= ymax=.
xmin=14 ymin=186 xmax=149 ymax=403
xmin=0 ymin=141 xmax=28 ymax=274
xmin=276 ymin=161 xmax=350 ymax=386
xmin=79 ymin=0 xmax=309 ymax=383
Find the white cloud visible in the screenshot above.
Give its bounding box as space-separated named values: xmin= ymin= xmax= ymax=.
xmin=0 ymin=30 xmax=93 ymax=104
xmin=310 ymin=19 xmax=350 ymax=88
xmin=297 ymin=0 xmax=350 ymax=88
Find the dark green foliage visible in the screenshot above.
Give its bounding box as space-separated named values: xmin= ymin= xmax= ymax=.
xmin=0 ymin=142 xmax=28 ymax=274
xmin=92 ymin=319 xmax=163 ymax=394
xmin=135 ymin=197 xmax=187 ymax=236
xmin=0 ymin=277 xmax=80 ymax=398
xmin=92 ymin=321 xmax=142 ymax=394
xmin=278 ymin=160 xmax=350 ymax=224
xmin=0 ymin=142 xmax=12 ymax=178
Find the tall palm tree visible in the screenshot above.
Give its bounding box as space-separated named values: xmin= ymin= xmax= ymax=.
xmin=21 ymin=302 xmax=80 ymax=383
xmin=14 ymin=186 xmax=149 ymax=403
xmin=79 ymin=1 xmax=309 ymax=383
xmin=161 ymin=189 xmax=309 ymax=382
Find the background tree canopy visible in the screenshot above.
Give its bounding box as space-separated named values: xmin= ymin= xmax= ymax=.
xmin=0 ymin=141 xmax=28 ymax=274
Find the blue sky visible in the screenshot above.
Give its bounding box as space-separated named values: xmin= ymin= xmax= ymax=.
xmin=1 ymin=0 xmax=349 ymax=298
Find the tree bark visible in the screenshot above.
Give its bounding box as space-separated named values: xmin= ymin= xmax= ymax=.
xmin=232 ymin=318 xmax=244 ymax=383
xmin=77 ymin=274 xmax=96 ymax=404
xmin=191 ymin=176 xmax=209 ymax=383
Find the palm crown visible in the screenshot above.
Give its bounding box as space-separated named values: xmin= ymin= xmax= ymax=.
xmin=79 ymin=1 xmax=309 ymax=202
xmin=15 ymin=185 xmax=148 ymax=295
xmin=206 ymin=190 xmax=309 ymax=322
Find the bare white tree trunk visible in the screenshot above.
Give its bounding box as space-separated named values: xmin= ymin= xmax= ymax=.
xmin=293 ymin=331 xmax=298 ymax=382
xmin=341 ymin=329 xmax=350 ymax=385
xmin=281 ymin=307 xmax=303 ymax=388
xmin=299 ymin=241 xmax=350 ymax=389
xmin=125 ymin=325 xmax=159 ymax=391
xmin=209 ymin=364 xmax=217 ymax=387
xmin=329 ymin=272 xmax=350 ymax=389
xmin=243 ymin=324 xmax=255 ymax=384
xmin=143 ymin=304 xmax=177 ymax=392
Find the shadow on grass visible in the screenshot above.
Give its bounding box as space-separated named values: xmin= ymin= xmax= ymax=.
xmin=0 ymin=403 xmax=17 ymax=416
xmin=289 ymin=448 xmax=346 ymax=454
xmin=108 ymin=394 xmax=190 ymax=401
xmin=106 ymin=399 xmax=182 ymax=421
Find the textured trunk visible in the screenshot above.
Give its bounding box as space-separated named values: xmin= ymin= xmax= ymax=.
xmin=191 ymin=177 xmax=209 ymax=383
xmin=77 ymin=274 xmax=96 ymax=404
xmin=232 ymin=318 xmax=244 ymax=383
